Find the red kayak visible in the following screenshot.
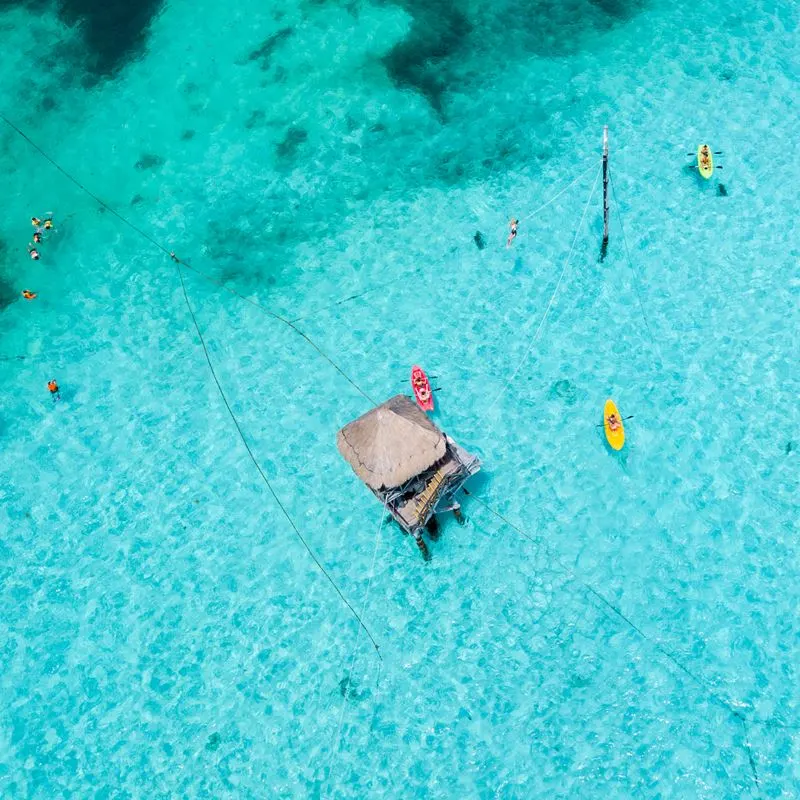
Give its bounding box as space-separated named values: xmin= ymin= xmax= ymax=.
xmin=411 ymin=365 xmax=434 ymax=411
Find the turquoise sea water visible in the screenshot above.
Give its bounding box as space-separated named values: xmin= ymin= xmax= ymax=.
xmin=1 ymin=0 xmax=798 ymax=796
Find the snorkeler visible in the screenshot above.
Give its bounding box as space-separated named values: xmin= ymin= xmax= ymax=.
xmin=32 ymin=231 xmax=42 ymax=244
xmin=22 ymin=289 xmax=37 ymax=300
xmin=48 ymin=379 xmax=60 ymax=400
xmin=31 ymin=216 xmax=42 ymax=227
xmin=28 ymin=245 xmax=40 ymax=260
xmin=506 ymin=218 xmax=519 ymax=248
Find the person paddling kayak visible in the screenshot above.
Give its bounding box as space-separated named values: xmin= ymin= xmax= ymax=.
xmin=606 ymin=412 xmax=622 ymax=431
xmin=412 ymin=372 xmax=430 ymax=404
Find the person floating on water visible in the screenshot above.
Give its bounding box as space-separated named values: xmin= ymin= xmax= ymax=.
xmin=32 ymin=231 xmax=42 ymax=244
xmin=506 ymin=218 xmax=519 ymax=248
xmin=48 ymin=379 xmax=60 ymax=401
xmin=606 ymin=412 xmax=621 ymax=431
xmin=22 ymin=289 xmax=37 ymax=300
xmin=32 ymin=214 xmax=53 ymax=231
xmin=28 ymin=245 xmax=40 ymax=260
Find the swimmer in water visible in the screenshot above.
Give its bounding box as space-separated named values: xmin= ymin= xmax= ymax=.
xmin=31 ymin=216 xmax=42 ymax=227
xmin=32 ymin=231 xmax=42 ymax=244
xmin=506 ymin=218 xmax=519 ymax=248
xmin=28 ymin=245 xmax=40 ymax=260
xmin=43 ymin=217 xmax=53 ymax=230
xmin=48 ymin=379 xmax=60 ymax=400
xmin=22 ymin=290 xmax=37 ymax=300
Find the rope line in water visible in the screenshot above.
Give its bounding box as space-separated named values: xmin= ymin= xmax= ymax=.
xmin=0 ymin=111 xmax=375 ymax=407
xmin=0 ymin=111 xmax=381 ymax=657
xmin=488 ymin=163 xmax=603 ymax=413
xmin=290 ymin=161 xmax=600 ymax=327
xmin=289 ymin=266 xmax=425 ymax=325
xmin=519 ymin=159 xmax=601 ymax=222
xmin=466 ymin=494 xmax=791 ymax=787
xmin=174 ymin=262 xmax=382 ymax=658
xmin=466 ymin=491 xmax=800 ymax=744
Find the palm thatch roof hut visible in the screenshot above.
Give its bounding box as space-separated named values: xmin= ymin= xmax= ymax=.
xmin=337 ymin=395 xmax=480 ymax=557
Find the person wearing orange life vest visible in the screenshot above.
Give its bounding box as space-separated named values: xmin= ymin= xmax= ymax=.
xmin=22 ymin=290 xmax=37 ymax=300
xmin=48 ymin=379 xmax=60 ymax=400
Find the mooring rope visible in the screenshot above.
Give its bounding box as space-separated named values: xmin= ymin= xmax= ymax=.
xmin=464 ymin=492 xmax=797 ymax=788
xmin=289 ymin=266 xmax=425 ymax=325
xmin=323 ymin=503 xmax=388 ymax=794
xmin=174 ymin=262 xmax=382 ymax=657
xmin=0 ymin=111 xmax=376 ymax=407
xmin=519 ymin=159 xmax=601 ymax=222
xmin=487 ymin=163 xmax=603 ymax=413
xmin=0 ymin=110 xmax=381 ymax=657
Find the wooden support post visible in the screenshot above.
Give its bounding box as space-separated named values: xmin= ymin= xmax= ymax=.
xmin=601 ymin=125 xmax=609 ymax=261
xmin=414 ymin=532 xmax=430 ymax=560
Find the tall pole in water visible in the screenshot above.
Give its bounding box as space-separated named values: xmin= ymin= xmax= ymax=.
xmin=602 ymin=125 xmax=610 ymax=248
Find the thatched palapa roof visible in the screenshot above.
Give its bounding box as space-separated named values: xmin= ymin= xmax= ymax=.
xmin=337 ymin=395 xmax=446 ymax=490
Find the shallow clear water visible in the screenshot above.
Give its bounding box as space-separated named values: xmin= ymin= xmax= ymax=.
xmin=1 ymin=0 xmax=798 ymax=797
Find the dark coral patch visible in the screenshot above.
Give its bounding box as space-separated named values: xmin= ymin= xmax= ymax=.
xmin=382 ymin=0 xmax=471 ymax=117
xmin=241 ymin=28 xmax=293 ymax=70
xmin=55 ymin=0 xmax=166 ymax=80
xmin=275 ymin=127 xmax=308 ymax=161
xmin=245 ymin=110 xmax=266 ymax=130
xmin=135 ymin=153 xmax=165 ymax=171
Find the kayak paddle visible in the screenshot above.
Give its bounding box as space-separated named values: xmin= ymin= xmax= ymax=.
xmin=595 ymin=415 xmax=634 ymax=428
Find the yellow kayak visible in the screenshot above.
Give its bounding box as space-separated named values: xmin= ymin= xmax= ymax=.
xmin=697 ymin=144 xmax=713 ymax=179
xmin=603 ymin=399 xmax=625 ymax=451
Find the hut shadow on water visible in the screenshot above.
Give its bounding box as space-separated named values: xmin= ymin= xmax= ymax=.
xmin=337 ymin=395 xmax=480 ymax=559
